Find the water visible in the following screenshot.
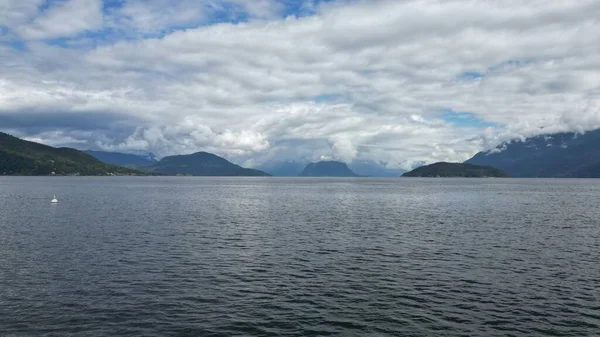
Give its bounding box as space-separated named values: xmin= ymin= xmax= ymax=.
xmin=1 ymin=177 xmax=599 ymax=336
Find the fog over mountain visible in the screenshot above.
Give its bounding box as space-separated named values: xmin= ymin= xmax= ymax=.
xmin=1 ymin=0 xmax=599 ymax=170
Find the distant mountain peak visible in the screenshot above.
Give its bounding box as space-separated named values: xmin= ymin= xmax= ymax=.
xmin=147 ymin=151 xmax=270 ymax=176
xmin=300 ymin=161 xmax=359 ymax=177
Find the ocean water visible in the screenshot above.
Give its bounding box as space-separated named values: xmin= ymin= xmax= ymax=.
xmin=0 ymin=177 xmax=599 ymax=336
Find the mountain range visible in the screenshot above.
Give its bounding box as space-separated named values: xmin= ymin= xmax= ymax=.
xmin=4 ymin=129 xmax=600 ymax=178
xmin=465 ymin=129 xmax=600 ymax=177
xmin=0 ymin=132 xmax=144 ymax=176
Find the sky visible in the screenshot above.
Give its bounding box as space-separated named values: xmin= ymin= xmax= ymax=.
xmin=1 ymin=0 xmax=599 ymax=169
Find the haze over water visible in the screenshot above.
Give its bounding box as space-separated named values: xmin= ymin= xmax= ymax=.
xmin=1 ymin=177 xmax=599 ymax=336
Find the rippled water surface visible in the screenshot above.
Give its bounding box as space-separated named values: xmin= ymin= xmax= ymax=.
xmin=1 ymin=177 xmax=599 ymax=336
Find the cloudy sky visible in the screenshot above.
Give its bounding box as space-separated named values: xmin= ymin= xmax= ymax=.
xmin=1 ymin=0 xmax=599 ymax=169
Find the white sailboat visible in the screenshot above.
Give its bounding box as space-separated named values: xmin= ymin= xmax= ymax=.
xmin=51 ymin=195 xmax=58 ymax=203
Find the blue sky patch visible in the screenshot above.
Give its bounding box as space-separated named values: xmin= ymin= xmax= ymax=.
xmin=441 ymin=110 xmax=498 ymax=128
xmin=38 ymin=0 xmax=56 ymax=13
xmin=488 ymin=58 xmax=536 ymax=73
xmin=314 ymin=93 xmax=343 ymax=103
xmin=457 ymin=71 xmax=484 ymax=81
xmin=9 ymin=39 xmax=28 ymax=51
xmin=280 ymin=0 xmax=336 ymax=17
xmin=2 ymin=0 xmax=339 ymax=49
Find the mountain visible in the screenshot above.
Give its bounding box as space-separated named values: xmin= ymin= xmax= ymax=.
xmin=260 ymin=159 xmax=405 ymax=177
xmin=570 ymin=162 xmax=600 ymax=178
xmin=0 ymin=132 xmax=144 ymax=176
xmin=402 ymin=162 xmax=508 ymax=178
xmin=349 ymin=160 xmax=406 ymax=177
xmin=259 ymin=160 xmax=308 ymax=176
xmin=466 ymin=129 xmax=600 ymax=177
xmin=145 ymin=151 xmax=271 ymax=176
xmin=85 ymin=150 xmax=157 ymax=167
xmin=299 ymin=161 xmax=359 ymax=177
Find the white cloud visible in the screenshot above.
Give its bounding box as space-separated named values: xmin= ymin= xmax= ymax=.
xmin=1 ymin=0 xmax=600 ymax=169
xmin=105 ymin=0 xmax=208 ymax=35
xmin=0 ymin=0 xmax=44 ymax=28
xmin=326 ymin=135 xmax=355 ymax=163
xmin=16 ymin=0 xmax=103 ymax=40
xmin=104 ymin=0 xmax=284 ymax=35
xmin=228 ymin=0 xmax=283 ymax=19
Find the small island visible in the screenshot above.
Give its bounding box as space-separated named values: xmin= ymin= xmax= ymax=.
xmin=402 ymin=162 xmax=508 ymax=178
